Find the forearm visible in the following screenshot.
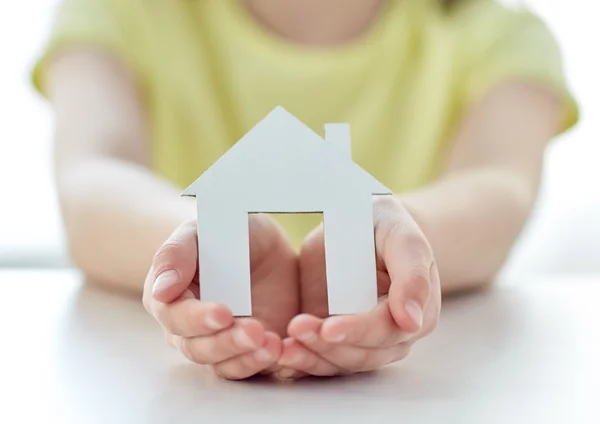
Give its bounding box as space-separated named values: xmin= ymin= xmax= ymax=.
xmin=57 ymin=156 xmax=195 ymax=294
xmin=399 ymin=166 xmax=538 ymax=294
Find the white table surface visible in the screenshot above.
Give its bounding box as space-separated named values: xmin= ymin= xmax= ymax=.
xmin=1 ymin=269 xmax=599 ymax=424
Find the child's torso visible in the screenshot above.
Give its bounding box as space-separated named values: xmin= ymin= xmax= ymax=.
xmin=59 ymin=0 xmax=560 ymax=246
xmin=145 ymin=1 xmax=459 ymax=186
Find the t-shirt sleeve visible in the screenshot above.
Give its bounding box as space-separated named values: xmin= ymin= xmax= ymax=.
xmin=454 ymin=1 xmax=579 ymax=134
xmin=31 ymin=0 xmax=149 ymax=96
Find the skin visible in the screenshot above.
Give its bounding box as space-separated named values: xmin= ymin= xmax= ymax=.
xmin=45 ymin=0 xmax=564 ymax=380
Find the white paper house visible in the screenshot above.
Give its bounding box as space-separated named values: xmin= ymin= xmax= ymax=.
xmin=182 ymin=106 xmax=391 ymax=316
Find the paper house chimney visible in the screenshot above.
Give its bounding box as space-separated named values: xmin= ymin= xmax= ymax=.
xmin=325 ymin=123 xmax=352 ymax=158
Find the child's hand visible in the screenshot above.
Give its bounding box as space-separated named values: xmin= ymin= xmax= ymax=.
xmin=277 ymin=196 xmax=441 ymax=378
xmin=142 ymin=214 xmax=299 ymax=380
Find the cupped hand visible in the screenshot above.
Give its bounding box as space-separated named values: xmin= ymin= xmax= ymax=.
xmin=277 ymin=196 xmax=441 ymax=379
xmin=143 ymin=214 xmax=299 ymax=380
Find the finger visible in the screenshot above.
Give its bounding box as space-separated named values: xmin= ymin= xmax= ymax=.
xmin=280 ymin=336 xmax=411 ymax=376
xmin=287 ymin=311 xmax=411 ymax=349
xmin=286 ymin=314 xmax=325 ymax=345
xmin=278 ymin=338 xmax=343 ymax=378
xmin=298 ymin=224 xmax=329 ymax=319
xmin=287 ymin=314 xmax=412 ymax=372
xmin=286 ymin=315 xmax=370 ymax=372
xmin=275 ymin=368 xmax=308 ymax=380
xmin=285 ymin=332 xmax=412 ymax=374
xmin=178 ymin=318 xmax=265 ymax=365
xmin=213 ymin=331 xmax=282 ymax=380
xmin=153 ymin=296 xmax=233 ymax=338
xmin=379 ymin=224 xmax=434 ymax=334
xmin=165 ymin=331 xmax=177 ymax=349
xmin=318 ymin=299 xmax=415 ymax=347
xmin=419 ymin=261 xmax=442 ymax=338
xmin=259 ymin=363 xmax=283 ymax=376
xmin=145 ymin=219 xmax=199 ymax=304
xmin=281 ymin=315 xmax=341 ymax=377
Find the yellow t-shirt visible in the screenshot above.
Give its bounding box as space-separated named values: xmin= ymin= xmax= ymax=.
xmin=32 ymin=0 xmax=578 ymax=248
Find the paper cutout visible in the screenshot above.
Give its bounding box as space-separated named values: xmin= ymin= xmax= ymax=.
xmin=182 ymin=106 xmax=391 ymax=316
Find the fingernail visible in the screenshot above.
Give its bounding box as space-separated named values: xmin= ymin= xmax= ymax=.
xmin=297 ymin=331 xmax=317 ymax=344
xmin=282 ymin=351 xmax=304 ymax=366
xmin=205 ymin=312 xmax=227 ymax=331
xmin=232 ymin=327 xmax=257 ymax=349
xmin=277 ymin=368 xmax=297 ymax=379
xmin=405 ymin=300 xmax=423 ymax=328
xmin=152 ymin=270 xmax=179 ymax=293
xmin=253 ymin=349 xmax=272 ymax=362
xmin=331 ymin=333 xmax=346 ymax=343
xmin=290 ymin=352 xmax=304 ymax=365
xmin=322 ymin=330 xmax=345 ymax=343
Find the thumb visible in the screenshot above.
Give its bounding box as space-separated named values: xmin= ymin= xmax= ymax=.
xmin=146 ymin=219 xmax=199 ymax=304
xmin=382 ymin=232 xmax=433 ymax=334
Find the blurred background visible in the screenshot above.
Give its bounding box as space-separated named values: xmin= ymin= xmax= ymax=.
xmin=0 ymin=0 xmax=598 ymax=277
